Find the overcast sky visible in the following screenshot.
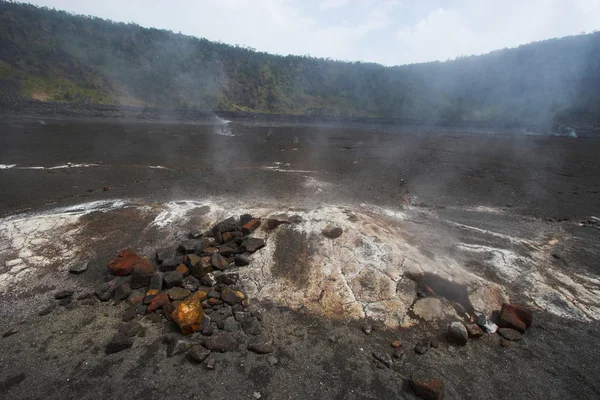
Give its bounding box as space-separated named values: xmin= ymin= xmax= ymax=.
xmin=27 ymin=0 xmax=600 ymax=66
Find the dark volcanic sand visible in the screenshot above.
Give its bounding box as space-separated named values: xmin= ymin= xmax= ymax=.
xmin=0 ymin=113 xmax=599 ymax=399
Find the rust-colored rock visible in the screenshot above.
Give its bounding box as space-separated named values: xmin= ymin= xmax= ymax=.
xmin=171 ymin=291 xmax=206 ymax=335
xmin=410 ymin=375 xmax=445 ymax=400
xmin=391 ymin=340 xmax=401 ymax=348
xmin=146 ymin=289 xmax=159 ymax=296
xmin=465 ymin=323 xmax=484 ymax=339
xmin=242 ymin=218 xmax=261 ymax=235
xmin=208 ymin=297 xmax=220 ymax=306
xmin=108 ymin=249 xmax=149 ymax=276
xmin=505 ymin=304 xmax=533 ymax=328
xmin=498 ymin=303 xmax=531 ymax=333
xmin=128 ymin=294 xmax=144 ymax=305
xmin=176 ymin=264 xmax=190 ymax=277
xmin=147 ymin=293 xmax=170 ymax=312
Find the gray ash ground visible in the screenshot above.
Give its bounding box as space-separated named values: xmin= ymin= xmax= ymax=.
xmin=0 ymin=108 xmax=600 ymax=399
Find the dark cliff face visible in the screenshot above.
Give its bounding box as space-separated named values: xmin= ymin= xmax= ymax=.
xmin=0 ymin=1 xmax=599 ymax=127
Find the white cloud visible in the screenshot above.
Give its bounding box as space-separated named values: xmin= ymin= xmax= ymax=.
xmin=319 ymin=0 xmax=350 ymax=10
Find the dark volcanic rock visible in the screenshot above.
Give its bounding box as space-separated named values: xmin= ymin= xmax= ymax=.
xmin=96 ymin=281 xmax=117 ymax=302
xmin=160 ymin=256 xmax=185 ymax=272
xmin=373 ymin=351 xmax=393 ymax=368
xmin=122 ymin=307 xmax=137 ymax=322
xmin=203 ymin=332 xmax=235 ymax=353
xmin=106 ymin=333 xmax=133 ymax=354
xmin=200 ymin=273 xmax=217 ymax=287
xmin=241 ymin=238 xmax=266 ymax=253
xmin=178 ymin=240 xmax=197 ymax=254
xmin=185 ymin=254 xmax=212 ymax=279
xmin=240 ymin=214 xmax=253 ymax=226
xmin=218 ymin=244 xmax=239 ymax=257
xmin=206 ymin=358 xmax=216 ymax=370
xmin=118 ymin=321 xmax=142 ymax=337
xmin=447 ymin=322 xmax=468 ymax=345
xmin=156 ymin=248 xmax=176 ymax=263
xmin=498 ymin=328 xmax=523 ymax=341
xmin=182 ymin=275 xmax=200 ymax=292
xmin=410 ymin=372 xmax=445 ymax=400
xmin=241 ymin=317 xmax=262 ymax=335
xmin=322 ymin=224 xmax=343 ymax=239
xmin=414 ymin=340 xmax=430 ymax=355
xmin=148 ymin=272 xmax=164 ymax=292
xmin=211 ymin=253 xmax=228 ymax=271
xmin=475 ymin=314 xmax=498 ymax=333
xmin=167 ymin=337 xmax=195 ymax=357
xmin=130 ymin=263 xmax=155 ymax=289
xmin=114 ymin=282 xmax=132 ymax=301
xmin=222 ymin=316 xmax=240 ymax=332
xmin=214 ymin=217 xmax=240 ymax=234
xmin=39 ymin=303 xmax=57 ymax=316
xmin=188 ymin=345 xmax=211 ymax=363
xmin=3 ymin=328 xmax=18 ymax=338
xmin=54 ymin=290 xmax=74 ymax=300
xmin=69 ymin=263 xmax=88 ymax=274
xmin=167 ymin=287 xmax=191 ymax=301
xmin=234 ymin=254 xmax=250 ymax=266
xmin=247 ymin=335 xmax=274 ymax=354
xmin=164 ymin=271 xmax=184 ymax=288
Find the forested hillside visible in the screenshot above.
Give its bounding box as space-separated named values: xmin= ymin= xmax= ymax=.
xmin=0 ymin=1 xmax=599 ymax=126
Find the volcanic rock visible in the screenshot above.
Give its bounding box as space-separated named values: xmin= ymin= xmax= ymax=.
xmin=171 ymin=291 xmax=206 ymax=335
xmin=241 ymin=238 xmax=265 ymax=253
xmin=69 ymin=263 xmax=88 ymax=274
xmin=156 ymin=248 xmax=176 ymax=263
xmin=96 ymin=280 xmax=117 ymax=302
xmin=234 ymin=311 xmax=251 ymax=322
xmin=188 ymin=345 xmax=210 ymax=363
xmin=211 ymin=253 xmax=228 ymax=270
xmin=143 ymin=294 xmax=157 ymax=305
xmin=177 ymin=240 xmax=197 ymax=254
xmin=373 ymin=351 xmax=393 ymax=368
xmin=39 ymin=303 xmax=57 ymax=316
xmin=218 ymin=244 xmax=239 ymax=257
xmin=185 ymin=254 xmax=212 ymax=279
xmin=241 ymin=317 xmax=262 ymax=335
xmin=221 ymin=287 xmax=245 ymax=305
xmin=148 ymin=272 xmax=164 ymax=292
xmin=240 ymin=214 xmax=253 ymax=226
xmin=200 ymin=273 xmax=217 ymax=287
xmin=130 ymin=262 xmax=155 ymax=289
xmin=414 ymin=340 xmax=430 ymax=355
xmin=222 ymin=316 xmax=240 ymax=332
xmin=248 ymin=335 xmax=274 ymax=354
xmin=267 ymin=355 xmax=278 ymax=366
xmin=118 ymin=321 xmax=142 ymax=337
xmin=160 ymin=256 xmax=185 ymax=272
xmin=203 ymin=332 xmax=235 ymax=352
xmin=234 ymin=254 xmax=250 ymax=266
xmin=58 ymin=297 xmax=73 ymax=307
xmin=136 ymin=304 xmax=148 ymax=315
xmin=164 ymin=271 xmax=184 ymax=288
xmin=148 ymin=293 xmax=170 ymax=312
xmin=176 ymin=264 xmax=190 ymax=277
xmin=322 ymin=224 xmax=343 ymax=239
xmin=202 ymin=247 xmax=219 ymax=255
xmin=475 ymin=314 xmax=498 ymax=333
xmin=167 ymin=287 xmax=191 ymax=301
xmin=447 ymin=322 xmax=469 ymax=345
xmin=497 ymin=304 xmax=527 ymax=333
xmin=108 ymin=249 xmax=147 ymax=276
xmin=3 ymin=328 xmax=18 ymax=338
xmin=214 ymin=217 xmax=240 ymax=234
xmin=206 ymin=358 xmax=216 ymax=370
xmin=392 ymin=340 xmax=401 ymax=348
xmin=410 ymin=372 xmax=445 ymax=400
xmin=242 ymin=218 xmax=261 ymax=235
xmin=106 ymin=333 xmax=133 ymax=354
xmin=55 ymin=290 xmax=73 ymax=300
xmin=114 ymin=282 xmax=132 ymax=301
xmin=123 ymin=307 xmax=137 ymax=322
xmin=465 ymin=323 xmax=484 ymax=339
xmin=501 ymin=338 xmax=511 ymax=347
xmin=498 ymin=328 xmax=523 ymax=341
xmin=167 ymin=337 xmax=195 ymax=357
xmin=499 ymin=303 xmax=533 ymax=330
xmin=182 ymin=275 xmax=200 ymax=291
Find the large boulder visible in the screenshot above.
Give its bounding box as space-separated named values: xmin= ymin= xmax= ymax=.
xmin=108 ymin=249 xmax=150 ymax=276
xmin=171 ymin=291 xmax=206 ymax=335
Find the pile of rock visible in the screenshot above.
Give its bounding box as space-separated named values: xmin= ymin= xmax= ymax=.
xmin=97 ymin=214 xmax=272 ymax=363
